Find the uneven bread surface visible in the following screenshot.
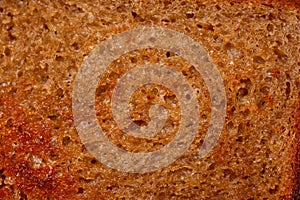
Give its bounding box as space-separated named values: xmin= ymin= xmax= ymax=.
xmin=0 ymin=0 xmax=299 ymax=199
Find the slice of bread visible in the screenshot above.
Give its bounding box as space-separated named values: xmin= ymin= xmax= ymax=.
xmin=0 ymin=0 xmax=299 ymax=199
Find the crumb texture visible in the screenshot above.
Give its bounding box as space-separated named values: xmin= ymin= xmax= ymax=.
xmin=0 ymin=0 xmax=299 ymax=199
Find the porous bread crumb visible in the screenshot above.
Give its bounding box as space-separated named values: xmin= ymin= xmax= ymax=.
xmin=0 ymin=0 xmax=299 ymax=199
